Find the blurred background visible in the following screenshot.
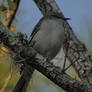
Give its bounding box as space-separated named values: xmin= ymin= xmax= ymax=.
xmin=0 ymin=0 xmax=92 ymax=92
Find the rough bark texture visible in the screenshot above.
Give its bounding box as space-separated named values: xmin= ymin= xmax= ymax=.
xmin=33 ymin=0 xmax=92 ymax=87
xmin=0 ymin=20 xmax=91 ymax=92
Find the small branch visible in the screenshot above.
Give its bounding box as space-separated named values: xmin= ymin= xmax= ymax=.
xmin=0 ymin=73 xmax=11 ymax=92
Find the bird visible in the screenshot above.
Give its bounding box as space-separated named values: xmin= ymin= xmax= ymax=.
xmin=12 ymin=13 xmax=66 ymax=92
xmin=29 ymin=14 xmax=65 ymax=60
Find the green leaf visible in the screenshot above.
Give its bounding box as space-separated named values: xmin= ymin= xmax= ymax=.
xmin=0 ymin=5 xmax=7 ymax=11
xmin=7 ymin=0 xmax=14 ymax=10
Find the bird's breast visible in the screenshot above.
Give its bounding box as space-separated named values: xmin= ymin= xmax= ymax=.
xmin=30 ymin=17 xmax=65 ymax=60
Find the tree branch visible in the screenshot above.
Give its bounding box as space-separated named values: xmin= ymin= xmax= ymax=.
xmin=33 ymin=0 xmax=92 ymax=87
xmin=0 ymin=19 xmax=91 ymax=92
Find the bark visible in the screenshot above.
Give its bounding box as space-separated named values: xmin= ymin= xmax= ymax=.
xmin=33 ymin=0 xmax=92 ymax=87
xmin=0 ymin=19 xmax=92 ymax=92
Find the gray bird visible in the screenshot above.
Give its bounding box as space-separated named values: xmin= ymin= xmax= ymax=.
xmin=12 ymin=14 xmax=66 ymax=92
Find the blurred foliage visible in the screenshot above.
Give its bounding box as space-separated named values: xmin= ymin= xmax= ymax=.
xmin=7 ymin=0 xmax=15 ymax=10
xmin=0 ymin=0 xmax=16 ymax=27
xmin=0 ymin=5 xmax=7 ymax=11
xmin=0 ymin=0 xmax=19 ymax=92
xmin=0 ymin=54 xmax=20 ymax=92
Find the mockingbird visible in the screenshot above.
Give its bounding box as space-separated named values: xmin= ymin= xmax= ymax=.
xmin=13 ymin=13 xmax=67 ymax=92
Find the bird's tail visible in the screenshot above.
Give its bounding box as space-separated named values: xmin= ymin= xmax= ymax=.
xmin=12 ymin=66 xmax=34 ymax=92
